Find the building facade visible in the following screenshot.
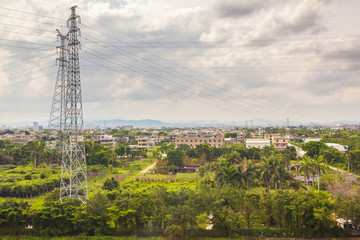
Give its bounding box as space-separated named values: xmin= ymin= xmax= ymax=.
xmin=175 ymin=134 xmax=223 ymax=148
xmin=245 ymin=139 xmax=271 ymax=149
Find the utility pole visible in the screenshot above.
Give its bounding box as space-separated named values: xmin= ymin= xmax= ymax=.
xmin=59 ymin=6 xmax=88 ymax=203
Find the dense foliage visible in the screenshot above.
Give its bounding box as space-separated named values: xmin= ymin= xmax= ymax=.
xmin=1 ymin=127 xmax=360 ymax=238
xmin=0 ymin=166 xmax=60 ymax=198
xmin=0 ymin=180 xmax=357 ymax=238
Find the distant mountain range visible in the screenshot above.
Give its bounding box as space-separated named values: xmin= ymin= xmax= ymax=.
xmin=1 ymin=119 xmax=360 ymax=129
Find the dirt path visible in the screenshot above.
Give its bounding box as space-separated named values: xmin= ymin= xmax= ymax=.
xmin=139 ymin=161 xmax=157 ymax=174
xmin=325 ymin=164 xmax=358 ymax=180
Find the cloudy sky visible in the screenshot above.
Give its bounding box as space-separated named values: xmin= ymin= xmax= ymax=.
xmin=0 ymin=0 xmax=360 ymax=124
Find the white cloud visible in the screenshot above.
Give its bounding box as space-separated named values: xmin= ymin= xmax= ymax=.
xmin=0 ymin=0 xmax=359 ymax=124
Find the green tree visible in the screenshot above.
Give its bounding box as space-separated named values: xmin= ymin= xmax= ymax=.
xmin=85 ymin=192 xmax=110 ymax=235
xmin=102 ymin=177 xmax=119 ymax=191
xmin=303 ymin=141 xmax=327 ymax=158
xmin=115 ymin=145 xmax=125 ymax=158
xmin=166 ymin=149 xmax=185 ymax=167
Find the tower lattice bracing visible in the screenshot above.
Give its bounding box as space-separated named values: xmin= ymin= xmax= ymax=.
xmin=49 ymin=30 xmax=67 ymax=131
xmin=57 ymin=6 xmax=88 ymax=203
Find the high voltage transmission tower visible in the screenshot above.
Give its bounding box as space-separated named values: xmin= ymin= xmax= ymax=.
xmin=49 ymin=30 xmax=67 ymax=131
xmin=49 ymin=6 xmax=88 ymax=203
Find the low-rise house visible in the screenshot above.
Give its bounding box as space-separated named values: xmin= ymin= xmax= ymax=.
xmin=11 ymin=132 xmax=30 ymax=145
xmin=336 ymin=218 xmax=354 ymax=229
xmin=294 ymin=175 xmax=319 ymax=186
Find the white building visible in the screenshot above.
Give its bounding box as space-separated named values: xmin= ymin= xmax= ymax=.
xmin=304 ymin=137 xmax=322 ymax=143
xmin=93 ymin=134 xmax=117 ymax=146
xmin=245 ymin=139 xmax=271 ymax=149
xmin=325 ymin=143 xmax=347 ymax=154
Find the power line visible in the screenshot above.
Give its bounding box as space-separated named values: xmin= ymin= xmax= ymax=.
xmin=0 ymin=6 xmax=65 ymax=21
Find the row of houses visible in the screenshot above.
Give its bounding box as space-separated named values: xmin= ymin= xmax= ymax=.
xmin=4 ymin=129 xmax=347 ymax=153
xmin=173 ymin=132 xmax=289 ymax=151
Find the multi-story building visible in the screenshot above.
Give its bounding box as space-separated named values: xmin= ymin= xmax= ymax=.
xmin=138 ymin=137 xmax=155 ymax=150
xmin=175 ymin=134 xmax=223 ymax=148
xmin=93 ymin=134 xmax=117 ymax=147
xmin=271 ymin=135 xmax=289 ymax=150
xmin=265 ymin=134 xmax=289 ymax=150
xmin=151 ymin=135 xmax=167 ymax=144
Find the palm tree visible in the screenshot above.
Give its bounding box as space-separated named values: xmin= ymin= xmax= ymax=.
xmin=281 ymin=146 xmax=297 ymax=173
xmin=227 ymin=151 xmax=242 ymax=164
xmin=299 ymin=155 xmax=315 ymax=192
xmin=215 ymin=164 xmax=237 ymax=187
xmin=234 ymin=164 xmax=246 ymax=189
xmin=261 ymin=154 xmax=281 ymax=193
xmin=312 ymin=156 xmax=325 ymax=192
xmin=243 ymin=161 xmax=259 ymax=191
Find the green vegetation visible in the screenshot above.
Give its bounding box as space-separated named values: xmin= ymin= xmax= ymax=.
xmin=1 ymin=127 xmax=360 ymax=238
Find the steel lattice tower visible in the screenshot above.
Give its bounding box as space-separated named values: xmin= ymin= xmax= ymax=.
xmin=49 ymin=30 xmax=67 ymax=131
xmin=59 ymin=6 xmax=88 ymax=202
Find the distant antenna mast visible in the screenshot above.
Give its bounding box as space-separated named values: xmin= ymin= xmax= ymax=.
xmin=60 ymin=6 xmax=88 ymax=203
xmin=286 ymin=117 xmax=290 ymax=136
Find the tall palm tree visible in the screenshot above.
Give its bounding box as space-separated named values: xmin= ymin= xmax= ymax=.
xmin=261 ymin=154 xmax=281 ymax=193
xmin=243 ymin=161 xmax=259 ymax=191
xmin=299 ymin=155 xmax=315 ymax=192
xmin=312 ymin=156 xmax=325 ymax=192
xmin=281 ymin=146 xmax=297 ymax=173
xmin=234 ymin=164 xmax=246 ymax=189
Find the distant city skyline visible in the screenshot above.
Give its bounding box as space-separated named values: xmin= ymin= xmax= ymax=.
xmin=1 ymin=0 xmax=360 ymax=123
